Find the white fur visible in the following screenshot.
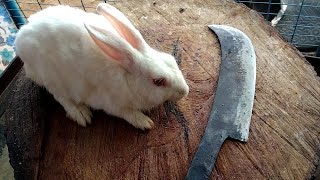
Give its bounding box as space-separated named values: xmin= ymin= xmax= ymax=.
xmin=14 ymin=3 xmax=189 ymax=130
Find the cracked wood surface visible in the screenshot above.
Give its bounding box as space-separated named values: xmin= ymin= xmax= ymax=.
xmin=5 ymin=0 xmax=320 ymax=179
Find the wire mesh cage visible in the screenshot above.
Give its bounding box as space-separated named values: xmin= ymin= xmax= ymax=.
xmin=236 ymin=0 xmax=320 ymax=58
xmin=2 ymin=0 xmax=320 ymax=58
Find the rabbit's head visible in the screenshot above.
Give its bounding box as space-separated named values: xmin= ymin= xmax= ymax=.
xmin=84 ymin=3 xmax=189 ymax=108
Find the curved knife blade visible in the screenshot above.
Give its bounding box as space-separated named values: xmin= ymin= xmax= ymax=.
xmin=185 ymin=25 xmax=256 ymax=180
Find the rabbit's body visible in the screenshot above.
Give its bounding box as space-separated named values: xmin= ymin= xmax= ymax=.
xmin=15 ymin=4 xmax=189 ymax=129
xmin=17 ymin=6 xmax=145 ymax=109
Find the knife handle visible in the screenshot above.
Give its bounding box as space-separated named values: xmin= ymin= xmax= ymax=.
xmin=185 ymin=131 xmax=227 ymax=180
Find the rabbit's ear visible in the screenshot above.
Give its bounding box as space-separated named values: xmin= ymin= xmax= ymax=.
xmin=84 ymin=23 xmax=136 ymax=72
xmin=96 ymin=3 xmax=148 ymax=52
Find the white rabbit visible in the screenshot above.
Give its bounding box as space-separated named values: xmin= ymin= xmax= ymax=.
xmin=14 ymin=3 xmax=189 ymax=130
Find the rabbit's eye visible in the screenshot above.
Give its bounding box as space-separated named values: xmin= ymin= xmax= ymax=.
xmin=153 ymin=78 xmax=166 ymax=87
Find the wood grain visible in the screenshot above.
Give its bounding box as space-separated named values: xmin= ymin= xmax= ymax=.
xmin=5 ymin=0 xmax=320 ymax=179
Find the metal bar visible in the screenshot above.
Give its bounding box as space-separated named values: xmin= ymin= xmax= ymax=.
xmin=249 ymin=0 xmax=253 ymax=10
xmin=260 ymin=12 xmax=278 ymax=16
xmin=282 ymin=14 xmax=320 ymax=19
xmin=236 ymin=1 xmax=320 ymax=8
xmin=3 ymin=0 xmax=27 ymax=28
xmin=276 ymin=24 xmax=320 ymax=29
xmin=293 ymin=43 xmax=319 ymax=47
xmin=80 ymin=0 xmax=86 ymax=11
xmin=36 ymin=0 xmax=42 ymax=10
xmin=237 ymin=1 xmax=320 ymax=9
xmin=302 ymin=54 xmax=320 ymax=60
xmin=16 ymin=22 xmax=25 ymax=26
xmin=290 ymin=0 xmax=305 ymax=43
xmin=257 ymin=12 xmax=320 ymax=19
xmin=266 ymin=0 xmax=273 ymax=20
xmin=282 ymin=34 xmax=320 ymax=38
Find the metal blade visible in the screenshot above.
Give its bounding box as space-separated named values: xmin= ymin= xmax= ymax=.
xmin=185 ymin=25 xmax=256 ymax=179
xmin=208 ymin=24 xmax=256 ymax=142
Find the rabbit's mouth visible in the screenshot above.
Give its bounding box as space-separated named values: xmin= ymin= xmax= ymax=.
xmin=170 ymin=91 xmax=188 ymax=101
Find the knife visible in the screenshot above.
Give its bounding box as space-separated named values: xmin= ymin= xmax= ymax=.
xmin=185 ymin=25 xmax=256 ymax=180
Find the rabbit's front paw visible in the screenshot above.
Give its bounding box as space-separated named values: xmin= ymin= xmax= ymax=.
xmin=67 ymin=104 xmax=92 ymax=127
xmin=135 ymin=116 xmax=154 ymax=130
xmin=55 ymin=97 xmax=92 ymax=127
xmin=124 ymin=111 xmax=155 ymax=130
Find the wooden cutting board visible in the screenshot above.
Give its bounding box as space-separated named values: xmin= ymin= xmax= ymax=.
xmin=4 ymin=0 xmax=320 ymax=179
